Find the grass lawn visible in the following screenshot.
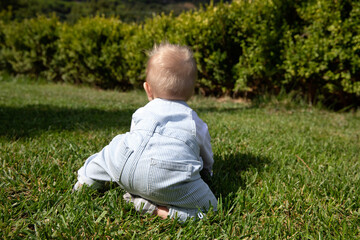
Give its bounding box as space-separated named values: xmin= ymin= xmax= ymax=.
xmin=1 ymin=78 xmax=360 ymax=239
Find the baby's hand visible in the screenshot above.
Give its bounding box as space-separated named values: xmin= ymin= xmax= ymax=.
xmin=72 ymin=180 xmax=110 ymax=192
xmin=72 ymin=181 xmax=83 ymax=192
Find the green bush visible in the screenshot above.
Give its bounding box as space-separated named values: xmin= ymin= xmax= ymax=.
xmin=122 ymin=13 xmax=177 ymax=88
xmin=122 ymin=6 xmax=237 ymax=95
xmin=56 ymin=16 xmax=129 ymax=89
xmin=172 ymin=4 xmax=236 ymax=95
xmin=0 ymin=15 xmax=59 ymax=79
xmin=281 ymin=0 xmax=360 ymax=106
xmin=0 ymin=20 xmax=7 ymax=71
xmin=0 ymin=0 xmax=359 ymax=108
xmin=228 ymin=0 xmax=306 ymax=96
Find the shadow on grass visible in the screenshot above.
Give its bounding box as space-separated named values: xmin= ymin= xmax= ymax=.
xmin=0 ymin=104 xmax=136 ymax=139
xmin=211 ymin=152 xmax=270 ymax=198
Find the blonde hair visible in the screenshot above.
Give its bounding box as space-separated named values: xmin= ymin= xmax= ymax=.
xmin=146 ymin=43 xmax=197 ymax=101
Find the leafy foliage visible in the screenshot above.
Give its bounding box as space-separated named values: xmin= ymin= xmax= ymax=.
xmin=55 ymin=17 xmax=129 ymax=88
xmin=0 ymin=0 xmax=227 ymax=23
xmin=0 ymin=0 xmax=359 ymax=108
xmin=281 ymin=0 xmax=360 ymax=107
xmin=0 ymin=15 xmax=59 ymax=79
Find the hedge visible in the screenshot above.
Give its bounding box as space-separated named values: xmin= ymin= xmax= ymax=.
xmin=0 ymin=0 xmax=359 ymax=108
xmin=55 ymin=17 xmax=130 ymax=89
xmin=0 ymin=15 xmax=59 ymax=79
xmin=281 ymin=0 xmax=360 ymax=106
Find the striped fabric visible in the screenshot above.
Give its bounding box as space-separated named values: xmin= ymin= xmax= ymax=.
xmin=75 ymin=98 xmax=217 ymax=220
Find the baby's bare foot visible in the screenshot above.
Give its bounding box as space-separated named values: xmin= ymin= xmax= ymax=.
xmin=155 ymin=206 xmax=169 ymax=219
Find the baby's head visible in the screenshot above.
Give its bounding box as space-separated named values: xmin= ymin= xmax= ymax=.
xmin=144 ymin=43 xmax=197 ymax=101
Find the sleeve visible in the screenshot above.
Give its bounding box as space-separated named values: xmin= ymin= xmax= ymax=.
xmin=130 ymin=107 xmax=144 ymax=132
xmin=192 ymin=111 xmax=214 ymax=175
xmin=74 ymin=135 xmax=124 ymax=190
xmin=130 ymin=118 xmax=135 ymax=132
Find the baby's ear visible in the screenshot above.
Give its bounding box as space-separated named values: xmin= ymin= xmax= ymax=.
xmin=143 ymin=82 xmax=148 ymax=91
xmin=143 ymin=82 xmax=154 ymax=101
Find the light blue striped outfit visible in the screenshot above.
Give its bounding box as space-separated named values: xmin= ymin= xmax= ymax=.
xmin=76 ymin=98 xmax=217 ymax=220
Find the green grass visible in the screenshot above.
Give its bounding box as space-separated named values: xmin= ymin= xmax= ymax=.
xmin=1 ymin=78 xmax=360 ymax=239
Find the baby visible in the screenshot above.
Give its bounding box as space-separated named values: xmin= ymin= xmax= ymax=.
xmin=73 ymin=43 xmax=217 ymax=221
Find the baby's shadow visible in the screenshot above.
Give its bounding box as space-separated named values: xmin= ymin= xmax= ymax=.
xmin=0 ymin=104 xmax=136 ymax=139
xmin=209 ymin=152 xmax=270 ymax=198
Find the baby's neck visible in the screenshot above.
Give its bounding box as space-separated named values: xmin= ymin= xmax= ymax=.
xmin=152 ymin=97 xmax=187 ymax=102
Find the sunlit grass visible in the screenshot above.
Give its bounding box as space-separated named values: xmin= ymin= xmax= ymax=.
xmin=1 ymin=78 xmax=359 ymax=239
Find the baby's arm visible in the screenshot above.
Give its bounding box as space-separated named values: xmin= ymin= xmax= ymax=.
xmin=192 ymin=111 xmax=214 ymax=175
xmin=73 ymin=154 xmax=108 ymax=190
xmin=73 ymin=135 xmax=124 ymax=191
xmin=199 ymin=128 xmax=214 ymax=175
